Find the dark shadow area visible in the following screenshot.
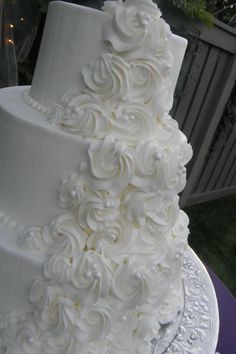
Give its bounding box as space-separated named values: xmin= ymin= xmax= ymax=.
xmin=186 ymin=194 xmax=236 ymax=297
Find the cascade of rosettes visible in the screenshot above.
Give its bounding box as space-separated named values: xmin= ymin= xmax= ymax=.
xmin=0 ymin=1 xmax=192 ymax=353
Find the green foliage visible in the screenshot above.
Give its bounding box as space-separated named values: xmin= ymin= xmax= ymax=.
xmin=207 ymin=0 xmax=236 ymax=27
xmin=159 ymin=0 xmax=214 ymax=26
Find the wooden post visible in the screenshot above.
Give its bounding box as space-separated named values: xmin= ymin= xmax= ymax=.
xmin=180 ymin=54 xmax=236 ymax=207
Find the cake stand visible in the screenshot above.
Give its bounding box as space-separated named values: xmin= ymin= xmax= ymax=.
xmin=152 ymin=247 xmax=219 ymax=354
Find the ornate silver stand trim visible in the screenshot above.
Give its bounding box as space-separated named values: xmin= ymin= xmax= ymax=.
xmin=152 ymin=247 xmax=219 ymax=354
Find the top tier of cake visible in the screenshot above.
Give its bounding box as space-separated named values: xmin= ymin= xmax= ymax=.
xmin=29 ymin=1 xmax=187 ymax=111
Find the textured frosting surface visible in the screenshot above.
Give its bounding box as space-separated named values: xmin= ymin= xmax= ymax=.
xmin=29 ymin=1 xmax=110 ymax=110
xmin=0 ymin=87 xmax=90 ymax=226
xmin=27 ymin=0 xmax=186 ymax=112
xmin=0 ymin=0 xmax=191 ymax=353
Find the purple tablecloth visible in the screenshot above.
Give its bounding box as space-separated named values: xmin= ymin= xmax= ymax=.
xmin=208 ymin=268 xmax=236 ymax=354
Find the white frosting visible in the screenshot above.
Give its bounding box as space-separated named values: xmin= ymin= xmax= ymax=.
xmin=132 ymin=136 xmax=192 ymax=195
xmin=77 ymin=190 xmax=120 ymax=231
xmin=58 ymin=173 xmax=89 ymax=209
xmin=0 ymin=211 xmax=188 ymax=352
xmin=134 ymin=219 xmax=169 ymax=260
xmin=54 ymin=93 xmax=110 ymax=138
xmin=86 ymin=136 xmax=135 ymax=194
xmin=124 ymin=188 xmax=180 ymax=228
xmin=82 ymin=53 xmax=131 ymax=103
xmin=29 ymin=1 xmax=110 ymax=110
xmin=0 ymin=86 xmax=90 ymax=226
xmin=130 ymin=58 xmax=164 ymax=102
xmin=87 ymin=216 xmax=137 ymax=263
xmin=0 ymin=224 xmax=45 ymax=313
xmin=103 ymin=0 xmax=167 ymax=60
xmin=109 ymin=100 xmax=156 ymax=144
xmin=24 ymin=0 xmax=187 ymax=112
xmin=0 ymin=0 xmax=191 ymax=352
xmin=71 ymin=251 xmax=112 ymax=306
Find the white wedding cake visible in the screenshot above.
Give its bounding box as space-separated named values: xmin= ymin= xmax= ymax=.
xmin=0 ymin=0 xmax=192 ymax=353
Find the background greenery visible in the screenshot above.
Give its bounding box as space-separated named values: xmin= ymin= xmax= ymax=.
xmin=186 ymin=195 xmax=236 ymax=296
xmin=38 ymin=0 xmax=236 ymax=26
xmin=159 ymin=0 xmax=236 ymax=27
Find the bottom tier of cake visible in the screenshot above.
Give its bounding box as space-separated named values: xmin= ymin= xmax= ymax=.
xmin=0 ymin=216 xmax=186 ymax=354
xmin=0 ymin=205 xmax=219 ymax=354
xmin=0 ymin=234 xmax=219 ymax=354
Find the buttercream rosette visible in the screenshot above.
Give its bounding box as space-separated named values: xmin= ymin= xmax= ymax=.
xmin=58 ymin=93 xmax=110 ymax=138
xmin=84 ymin=135 xmax=135 ymax=195
xmin=87 ymin=216 xmax=137 ymax=263
xmin=82 ymin=53 xmax=131 ymax=103
xmin=77 ymin=190 xmax=120 ymax=232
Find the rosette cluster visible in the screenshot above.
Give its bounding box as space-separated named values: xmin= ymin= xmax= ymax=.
xmin=13 ymin=1 xmax=193 ymax=353
xmin=51 ymin=0 xmax=175 ymax=143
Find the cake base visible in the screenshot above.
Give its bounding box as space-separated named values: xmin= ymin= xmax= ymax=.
xmin=0 ymin=240 xmax=219 ymax=353
xmin=152 ymin=247 xmax=219 ymax=354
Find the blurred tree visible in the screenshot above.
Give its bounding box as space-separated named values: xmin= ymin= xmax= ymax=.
xmin=158 ymin=0 xmax=236 ymax=27
xmin=207 ymin=0 xmax=236 ymax=27
xmin=0 ymin=0 xmax=104 ymax=87
xmin=158 ymin=0 xmax=213 ymax=26
xmin=0 ymin=0 xmax=42 ymax=87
